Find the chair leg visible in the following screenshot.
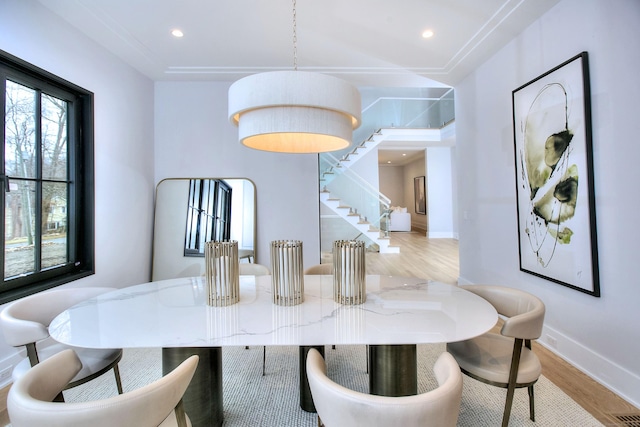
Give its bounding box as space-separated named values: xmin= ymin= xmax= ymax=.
xmin=524 ymin=339 xmax=536 ymax=422
xmin=113 ymin=364 xmax=124 ymax=394
xmin=501 ymin=338 xmax=524 ymax=427
xmin=366 ymin=344 xmax=370 ymax=374
xmin=26 ymin=343 xmax=40 ymax=366
xmin=262 ymin=346 xmax=266 ymax=376
xmin=528 ymin=384 xmax=536 ymax=421
xmin=175 ymin=399 xmax=188 ymax=427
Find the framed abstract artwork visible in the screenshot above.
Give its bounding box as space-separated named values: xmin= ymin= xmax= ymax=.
xmin=512 ymin=51 xmax=600 ymax=296
xmin=414 ymin=176 xmax=426 ymax=215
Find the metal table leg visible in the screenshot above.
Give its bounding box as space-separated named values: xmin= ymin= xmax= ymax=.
xmin=163 ymin=347 xmax=223 ymax=427
xmin=368 ymin=344 xmax=417 ymax=396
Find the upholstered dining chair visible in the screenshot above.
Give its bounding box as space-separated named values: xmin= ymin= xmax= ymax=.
xmin=304 ymin=263 xmax=333 ymax=275
xmin=238 ymin=262 xmax=270 ymax=276
xmin=238 ymin=262 xmax=270 ymax=375
xmin=446 ymin=285 xmax=545 ymax=427
xmin=306 ymin=348 xmax=463 ymax=427
xmin=7 ymin=349 xmax=198 ymax=427
xmin=0 ymin=287 xmax=124 ymax=401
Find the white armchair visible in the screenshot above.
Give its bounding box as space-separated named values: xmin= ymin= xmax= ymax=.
xmin=8 ymin=349 xmax=198 ymax=427
xmin=306 ymin=348 xmax=463 ymax=427
xmin=388 ymin=206 xmax=411 ymax=232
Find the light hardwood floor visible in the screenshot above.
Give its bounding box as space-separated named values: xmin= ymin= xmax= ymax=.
xmin=1 ymin=232 xmax=638 ymax=426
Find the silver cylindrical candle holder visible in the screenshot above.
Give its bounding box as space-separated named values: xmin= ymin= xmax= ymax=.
xmin=270 ymin=240 xmax=304 ymax=306
xmin=333 ymin=240 xmax=366 ymax=305
xmin=205 ymin=240 xmax=240 ymax=307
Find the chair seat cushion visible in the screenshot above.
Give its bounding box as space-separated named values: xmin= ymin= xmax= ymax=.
xmin=447 ymin=333 xmax=541 ymax=386
xmin=12 ymin=343 xmax=122 ymax=386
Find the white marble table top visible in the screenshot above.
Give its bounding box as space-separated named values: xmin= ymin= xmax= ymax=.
xmin=49 ymin=275 xmax=497 ymax=349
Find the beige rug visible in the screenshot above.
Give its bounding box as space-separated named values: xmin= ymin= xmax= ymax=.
xmin=64 ymin=344 xmax=603 ymax=426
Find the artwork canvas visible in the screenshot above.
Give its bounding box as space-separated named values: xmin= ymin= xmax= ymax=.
xmin=512 ymin=52 xmax=600 ymax=296
xmin=414 ymin=176 xmax=426 ymax=215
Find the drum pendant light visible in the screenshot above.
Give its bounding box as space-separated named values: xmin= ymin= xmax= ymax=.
xmin=228 ymin=0 xmax=361 ymax=154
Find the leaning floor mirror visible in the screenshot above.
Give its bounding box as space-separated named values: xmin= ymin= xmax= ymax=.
xmin=151 ymin=178 xmax=256 ymax=281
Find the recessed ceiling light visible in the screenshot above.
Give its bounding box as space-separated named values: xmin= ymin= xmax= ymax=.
xmin=402 ymin=153 xmax=407 ymax=156
xmin=171 ymin=29 xmax=184 ymax=38
xmin=387 ymin=161 xmax=392 ymax=164
xmin=422 ymin=29 xmax=434 ymax=39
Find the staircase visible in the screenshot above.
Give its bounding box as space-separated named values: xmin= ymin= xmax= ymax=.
xmin=320 ymin=189 xmax=399 ymax=253
xmin=319 ymin=129 xmax=400 ymax=254
xmin=319 ymin=130 xmax=382 ymax=186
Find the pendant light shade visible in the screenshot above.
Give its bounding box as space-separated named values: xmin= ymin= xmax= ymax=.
xmin=228 ymin=70 xmax=361 ymax=153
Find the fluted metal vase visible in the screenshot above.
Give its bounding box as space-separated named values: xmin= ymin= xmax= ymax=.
xmin=333 ymin=240 xmax=366 ymax=305
xmin=270 ymin=240 xmax=304 ymax=306
xmin=205 ymin=240 xmax=240 ymax=307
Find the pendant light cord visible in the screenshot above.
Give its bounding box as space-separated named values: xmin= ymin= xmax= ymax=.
xmin=292 ymin=0 xmax=297 ymax=71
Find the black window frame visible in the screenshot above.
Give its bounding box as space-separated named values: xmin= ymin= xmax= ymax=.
xmin=1 ymin=49 xmax=94 ymax=304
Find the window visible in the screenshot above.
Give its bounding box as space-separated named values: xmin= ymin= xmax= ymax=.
xmin=1 ymin=50 xmax=94 ymax=303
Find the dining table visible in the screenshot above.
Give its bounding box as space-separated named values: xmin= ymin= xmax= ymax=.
xmin=50 ymin=274 xmax=498 ymax=427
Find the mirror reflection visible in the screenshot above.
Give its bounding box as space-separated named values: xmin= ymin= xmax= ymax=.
xmin=152 ymin=178 xmax=256 ymax=281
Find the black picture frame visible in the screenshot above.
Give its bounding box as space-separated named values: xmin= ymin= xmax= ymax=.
xmin=512 ymin=51 xmax=600 ymax=296
xmin=414 ymin=176 xmax=426 ymax=215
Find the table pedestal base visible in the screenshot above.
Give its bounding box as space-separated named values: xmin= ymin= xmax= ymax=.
xmin=163 ymin=347 xmax=223 ymax=427
xmin=368 ymin=344 xmax=417 ymax=396
xmin=299 ymin=345 xmax=325 ymax=412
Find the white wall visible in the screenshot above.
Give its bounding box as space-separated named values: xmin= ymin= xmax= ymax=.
xmin=379 ymin=165 xmax=405 ymax=207
xmin=0 ymin=0 xmax=155 ymax=383
xmin=153 ymin=82 xmax=321 ymax=267
xmin=426 ymin=147 xmax=455 ymax=238
xmin=456 ymin=0 xmax=640 ymax=406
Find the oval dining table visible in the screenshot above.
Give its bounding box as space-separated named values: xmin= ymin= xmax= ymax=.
xmin=50 ymin=274 xmax=497 ymax=427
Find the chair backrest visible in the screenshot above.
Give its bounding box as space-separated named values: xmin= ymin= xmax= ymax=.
xmin=239 ymin=263 xmax=270 ymax=276
xmin=306 ymin=348 xmax=462 ymax=427
xmin=304 ymin=264 xmax=333 ymax=275
xmin=8 ymin=349 xmax=198 ymax=427
xmin=460 ymin=285 xmax=545 ymax=340
xmin=1 ymin=287 xmax=117 ymax=347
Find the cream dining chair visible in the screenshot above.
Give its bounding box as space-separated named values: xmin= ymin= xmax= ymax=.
xmin=446 ymin=285 xmax=545 ymax=427
xmin=0 ymin=287 xmax=124 ymax=401
xmin=238 ymin=262 xmax=270 ymax=276
xmin=7 ymin=349 xmax=198 ymax=427
xmin=306 ymin=348 xmax=463 ymax=427
xmin=239 ymin=262 xmax=270 ymax=375
xmin=304 ymin=263 xmax=333 ymax=275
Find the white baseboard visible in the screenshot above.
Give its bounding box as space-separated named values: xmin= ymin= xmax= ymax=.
xmin=539 ymin=324 xmax=640 ymax=408
xmin=457 ymin=276 xmax=640 ymax=408
xmin=0 ymin=352 xmax=23 ymax=388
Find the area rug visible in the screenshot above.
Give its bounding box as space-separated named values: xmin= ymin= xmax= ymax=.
xmin=64 ymin=344 xmax=603 ymax=426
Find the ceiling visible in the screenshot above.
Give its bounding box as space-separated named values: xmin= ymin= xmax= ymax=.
xmin=378 ymin=149 xmax=425 ymax=166
xmin=38 ymin=0 xmax=560 ymax=87
xmin=36 ymin=0 xmax=560 ymax=164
